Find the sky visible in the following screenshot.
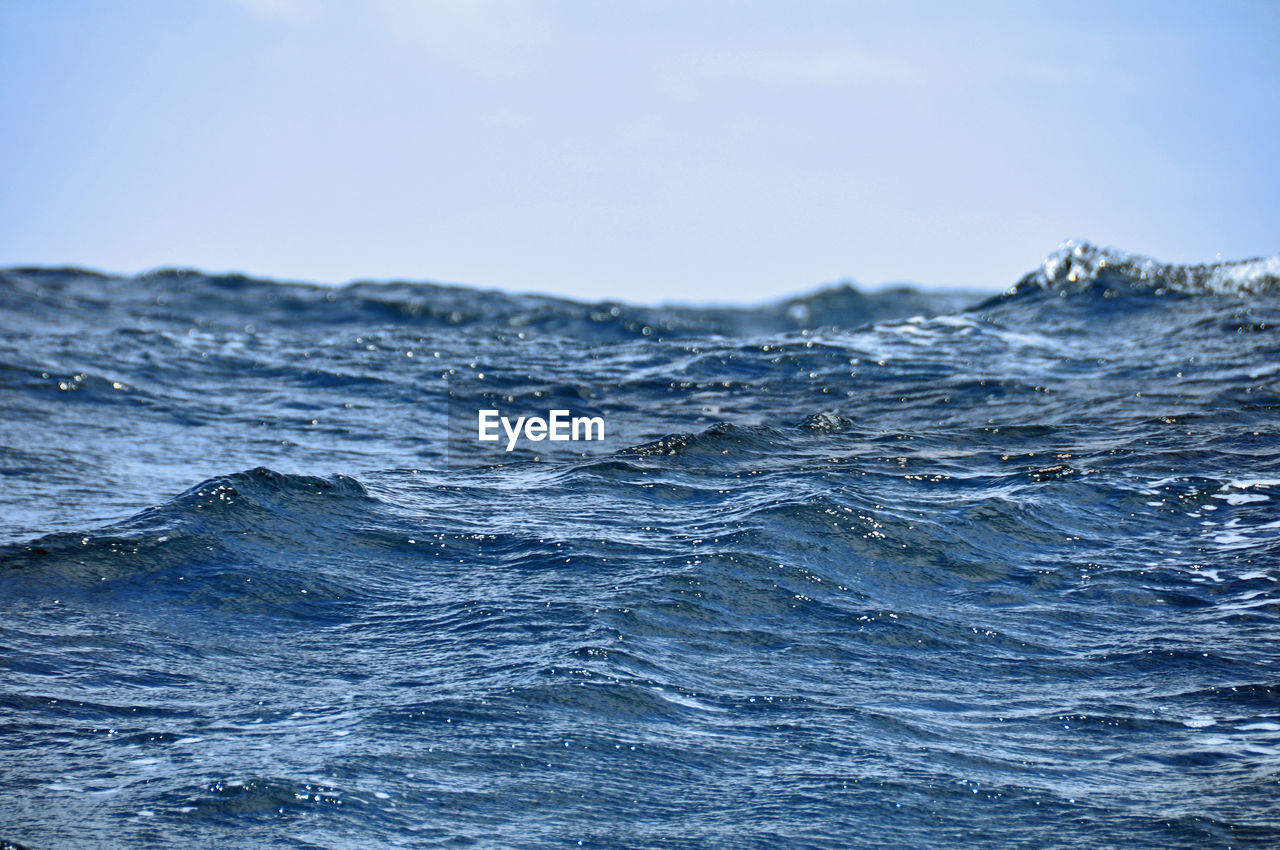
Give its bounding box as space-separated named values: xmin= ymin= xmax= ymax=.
xmin=1 ymin=0 xmax=1277 ymax=303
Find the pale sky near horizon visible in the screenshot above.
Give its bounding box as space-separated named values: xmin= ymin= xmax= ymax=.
xmin=2 ymin=1 xmax=1277 ymax=303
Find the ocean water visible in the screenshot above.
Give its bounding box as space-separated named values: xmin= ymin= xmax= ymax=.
xmin=2 ymin=241 xmax=1279 ymax=848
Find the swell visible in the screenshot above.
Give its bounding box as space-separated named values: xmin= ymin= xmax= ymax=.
xmin=6 ymin=244 xmax=1278 ymax=345
xmin=0 ymin=266 xmax=976 ymax=338
xmin=4 ymin=245 xmax=1280 ymax=848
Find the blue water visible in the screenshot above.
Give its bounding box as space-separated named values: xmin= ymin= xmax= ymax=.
xmin=2 ymin=242 xmax=1279 ymax=848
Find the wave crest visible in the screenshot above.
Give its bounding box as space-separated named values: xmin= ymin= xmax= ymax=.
xmin=1011 ymin=241 xmax=1280 ymax=297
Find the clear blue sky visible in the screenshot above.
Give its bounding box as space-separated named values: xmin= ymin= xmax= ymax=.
xmin=2 ymin=1 xmax=1277 ymax=302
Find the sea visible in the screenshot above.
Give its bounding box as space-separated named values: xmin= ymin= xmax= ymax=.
xmin=2 ymin=241 xmax=1279 ymax=848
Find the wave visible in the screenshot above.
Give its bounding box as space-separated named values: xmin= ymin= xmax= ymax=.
xmin=6 ymin=244 xmax=1277 ymax=345
xmin=0 ymin=468 xmax=376 ymax=599
xmin=0 ymin=266 xmax=982 ymax=338
xmin=999 ymin=241 xmax=1280 ymax=300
